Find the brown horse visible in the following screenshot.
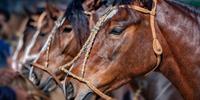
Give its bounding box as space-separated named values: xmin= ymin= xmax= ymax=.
xmin=61 ymin=0 xmax=200 ymax=99
xmin=13 ymin=3 xmax=63 ymax=78
xmin=0 ymin=11 xmax=29 ymax=46
xmin=8 ymin=3 xmax=66 ymax=100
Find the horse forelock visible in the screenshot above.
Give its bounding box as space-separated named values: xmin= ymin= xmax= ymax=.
xmin=101 ymin=0 xmax=200 ymax=15
xmin=64 ymin=0 xmax=90 ymax=46
xmin=100 ymin=0 xmax=133 ymax=6
xmin=167 ymin=0 xmax=200 ymax=15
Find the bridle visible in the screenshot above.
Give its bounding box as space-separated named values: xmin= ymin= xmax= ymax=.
xmin=34 ymin=0 xmax=163 ymax=99
xmin=59 ymin=0 xmax=162 ymax=99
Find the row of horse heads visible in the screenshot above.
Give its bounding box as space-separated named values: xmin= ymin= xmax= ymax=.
xmin=2 ymin=0 xmax=200 ymax=100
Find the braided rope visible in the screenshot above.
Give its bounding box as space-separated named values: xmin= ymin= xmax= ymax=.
xmin=121 ymin=0 xmax=162 ymax=76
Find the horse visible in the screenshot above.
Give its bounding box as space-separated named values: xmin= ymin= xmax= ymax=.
xmin=32 ymin=0 xmax=92 ymax=98
xmin=6 ymin=3 xmax=66 ymax=100
xmin=59 ymin=0 xmax=200 ymax=99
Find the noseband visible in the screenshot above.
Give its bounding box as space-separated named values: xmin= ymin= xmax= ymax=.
xmin=11 ymin=12 xmax=59 ymax=99
xmin=59 ymin=0 xmax=162 ymax=99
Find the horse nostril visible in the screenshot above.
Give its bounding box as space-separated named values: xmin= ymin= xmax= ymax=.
xmin=39 ymin=77 xmax=57 ymax=93
xmin=66 ymin=82 xmax=74 ymax=100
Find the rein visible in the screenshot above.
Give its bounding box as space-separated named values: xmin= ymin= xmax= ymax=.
xmin=58 ymin=0 xmax=162 ymax=99
xmin=30 ymin=15 xmax=67 ymax=95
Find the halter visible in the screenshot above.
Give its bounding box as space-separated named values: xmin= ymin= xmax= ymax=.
xmin=59 ymin=0 xmax=162 ymax=99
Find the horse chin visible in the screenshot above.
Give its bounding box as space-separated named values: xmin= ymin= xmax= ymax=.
xmin=83 ymin=92 xmax=96 ymax=100
xmin=74 ymin=92 xmax=96 ymax=100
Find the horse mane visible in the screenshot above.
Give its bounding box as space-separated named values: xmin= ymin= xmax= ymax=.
xmin=101 ymin=0 xmax=200 ymax=15
xmin=166 ymin=0 xmax=200 ymax=15
xmin=100 ymin=0 xmax=133 ymax=6
xmin=64 ymin=0 xmax=90 ymax=45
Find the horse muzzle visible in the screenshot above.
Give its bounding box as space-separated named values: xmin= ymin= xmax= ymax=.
xmin=65 ymin=81 xmax=97 ymax=100
xmin=65 ymin=81 xmax=75 ymax=100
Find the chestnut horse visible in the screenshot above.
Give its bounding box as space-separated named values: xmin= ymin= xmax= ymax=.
xmin=60 ymin=0 xmax=200 ymax=99
xmin=8 ymin=3 xmax=66 ymax=100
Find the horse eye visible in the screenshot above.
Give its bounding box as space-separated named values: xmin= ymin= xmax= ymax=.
xmin=109 ymin=27 xmax=124 ymax=35
xmin=39 ymin=32 xmax=46 ymax=37
xmin=63 ymin=27 xmax=72 ymax=33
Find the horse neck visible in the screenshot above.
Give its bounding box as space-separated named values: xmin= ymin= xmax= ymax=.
xmin=155 ymin=1 xmax=200 ymax=99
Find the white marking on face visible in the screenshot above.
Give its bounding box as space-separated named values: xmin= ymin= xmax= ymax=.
xmin=12 ymin=34 xmax=24 ymax=71
xmin=22 ymin=30 xmax=41 ymax=63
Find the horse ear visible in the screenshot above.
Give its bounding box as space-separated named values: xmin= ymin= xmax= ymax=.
xmin=45 ymin=3 xmax=60 ymax=20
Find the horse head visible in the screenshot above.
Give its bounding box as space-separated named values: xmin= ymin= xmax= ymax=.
xmin=64 ymin=0 xmax=200 ymax=99
xmin=32 ymin=0 xmax=91 ymax=97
